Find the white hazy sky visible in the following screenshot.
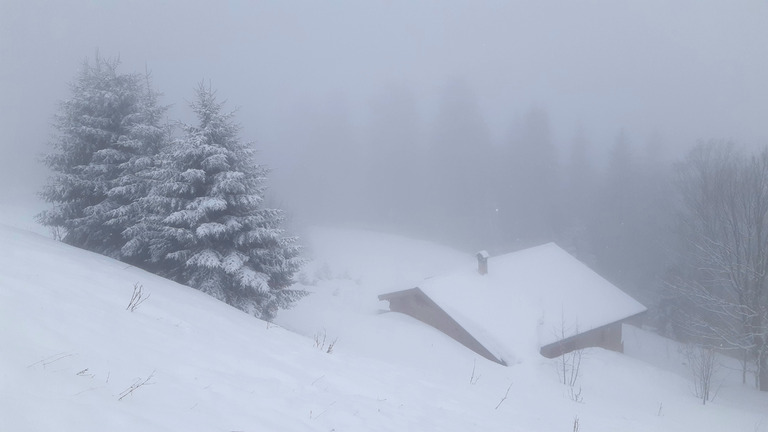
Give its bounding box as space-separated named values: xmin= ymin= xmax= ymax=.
xmin=1 ymin=0 xmax=767 ymax=202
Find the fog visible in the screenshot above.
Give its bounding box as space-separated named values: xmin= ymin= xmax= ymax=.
xmin=2 ymin=0 xmax=767 ymax=255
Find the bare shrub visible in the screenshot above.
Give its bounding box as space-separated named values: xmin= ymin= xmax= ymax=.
xmin=126 ymin=283 xmax=150 ymax=312
xmin=568 ymin=385 xmax=583 ymax=403
xmin=683 ymin=343 xmax=719 ymax=405
xmin=554 ymin=316 xmax=584 ymax=402
xmin=469 ymin=359 xmax=481 ymax=385
xmin=558 ymin=348 xmax=583 ymax=388
xmin=313 ymin=329 xmax=338 ymax=354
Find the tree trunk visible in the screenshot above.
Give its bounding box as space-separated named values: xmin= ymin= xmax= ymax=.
xmin=743 ymin=349 xmax=748 ymax=385
xmin=759 ymin=349 xmax=768 ymax=391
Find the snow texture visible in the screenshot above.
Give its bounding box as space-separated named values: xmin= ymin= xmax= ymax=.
xmin=1 ymin=223 xmax=766 ymax=431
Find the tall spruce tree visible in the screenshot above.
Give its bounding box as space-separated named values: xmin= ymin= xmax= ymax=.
xmin=38 ymin=55 xmax=166 ymax=258
xmin=104 ymin=74 xmax=168 ymax=264
xmin=131 ymin=83 xmax=303 ymax=319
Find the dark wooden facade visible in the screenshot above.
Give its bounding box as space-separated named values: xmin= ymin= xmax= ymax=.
xmin=539 ymin=315 xmax=639 ymax=358
xmin=379 ymin=288 xmax=505 ymax=365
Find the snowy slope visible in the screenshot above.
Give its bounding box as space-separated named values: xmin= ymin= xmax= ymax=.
xmin=1 ymin=223 xmax=767 ymax=431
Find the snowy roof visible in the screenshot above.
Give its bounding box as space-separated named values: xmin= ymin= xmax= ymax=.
xmin=407 ymin=243 xmax=647 ymax=364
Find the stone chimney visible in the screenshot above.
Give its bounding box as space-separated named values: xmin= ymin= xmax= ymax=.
xmin=476 ymin=250 xmax=489 ymax=275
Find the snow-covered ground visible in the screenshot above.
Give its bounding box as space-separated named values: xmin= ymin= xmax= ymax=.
xmin=2 ymin=221 xmax=767 ymax=431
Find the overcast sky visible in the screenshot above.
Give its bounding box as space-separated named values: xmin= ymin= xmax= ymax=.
xmin=1 ymin=0 xmax=767 ymax=205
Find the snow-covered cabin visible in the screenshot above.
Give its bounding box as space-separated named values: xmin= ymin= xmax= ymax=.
xmin=378 ymin=243 xmax=646 ymax=365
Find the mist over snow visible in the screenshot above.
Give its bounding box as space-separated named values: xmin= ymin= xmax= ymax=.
xmin=3 ymin=1 xmax=768 ymax=430
xmin=2 ymin=0 xmax=767 ymax=207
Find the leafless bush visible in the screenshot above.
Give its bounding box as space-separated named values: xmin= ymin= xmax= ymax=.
xmin=559 ymin=348 xmax=583 ymax=388
xmin=126 ymin=283 xmax=150 ymax=312
xmin=313 ymin=329 xmax=338 ymax=354
xmin=554 ymin=316 xmax=584 ymax=402
xmin=572 ymin=415 xmax=580 ymax=432
xmin=118 ymin=370 xmax=155 ymax=401
xmin=568 ymin=386 xmax=583 ymax=403
xmin=683 ymin=343 xmax=719 ymax=405
xmin=469 ymin=359 xmax=481 ymax=385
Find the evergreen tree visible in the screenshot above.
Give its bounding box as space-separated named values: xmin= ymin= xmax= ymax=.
xmin=132 ymin=83 xmax=303 ymax=319
xmin=105 ymin=73 xmax=168 ymax=263
xmin=38 ymin=55 xmax=166 ymax=258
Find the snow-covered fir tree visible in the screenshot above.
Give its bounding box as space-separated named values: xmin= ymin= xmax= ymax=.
xmin=104 ymin=74 xmax=168 ymax=263
xmin=128 ymin=83 xmax=303 ymax=319
xmin=38 ymin=55 xmax=167 ymax=258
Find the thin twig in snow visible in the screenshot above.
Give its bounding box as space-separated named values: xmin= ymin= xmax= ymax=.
xmin=495 ymin=383 xmax=513 ymax=410
xmin=27 ymin=352 xmax=74 ymax=369
xmin=118 ymin=371 xmax=155 ymax=401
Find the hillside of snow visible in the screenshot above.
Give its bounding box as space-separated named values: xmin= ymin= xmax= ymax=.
xmin=2 ymin=222 xmax=767 ymax=431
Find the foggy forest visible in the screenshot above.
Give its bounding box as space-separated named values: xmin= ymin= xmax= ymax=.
xmin=2 ymin=1 xmax=768 ymax=430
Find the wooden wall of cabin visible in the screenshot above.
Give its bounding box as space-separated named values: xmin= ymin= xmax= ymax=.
xmin=540 ymin=322 xmax=624 ymax=358
xmin=388 ymin=291 xmax=504 ymax=365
